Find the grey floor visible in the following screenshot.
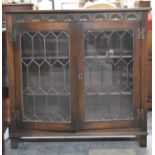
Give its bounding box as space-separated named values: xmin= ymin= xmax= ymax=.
xmin=5 ymin=112 xmax=152 ymax=155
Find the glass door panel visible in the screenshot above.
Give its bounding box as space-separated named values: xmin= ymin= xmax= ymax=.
xmin=21 ymin=31 xmax=71 ymax=123
xmin=84 ymin=30 xmax=134 ymax=121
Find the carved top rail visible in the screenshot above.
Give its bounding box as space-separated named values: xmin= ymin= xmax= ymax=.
xmin=5 ymin=9 xmax=150 ymax=23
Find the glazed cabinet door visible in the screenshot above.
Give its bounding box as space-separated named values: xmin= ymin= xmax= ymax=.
xmin=78 ymin=21 xmax=141 ymax=129
xmin=14 ymin=22 xmax=78 ymax=131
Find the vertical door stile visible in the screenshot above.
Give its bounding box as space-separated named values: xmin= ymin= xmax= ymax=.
xmin=140 ymin=13 xmax=148 ymax=133
xmin=69 ymin=21 xmax=79 ymax=131
xmin=133 ymin=25 xmax=141 ymax=124
xmin=77 ymin=22 xmax=86 ymax=129
xmin=14 ymin=30 xmax=23 ymax=128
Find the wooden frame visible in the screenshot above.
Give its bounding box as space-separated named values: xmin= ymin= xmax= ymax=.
xmin=5 ymin=9 xmax=149 ymax=148
xmin=78 ymin=21 xmax=141 ymax=130
xmin=13 ymin=22 xmax=79 ymax=131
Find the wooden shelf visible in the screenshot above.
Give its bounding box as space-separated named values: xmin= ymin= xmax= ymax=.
xmin=85 ymin=55 xmax=133 ymax=59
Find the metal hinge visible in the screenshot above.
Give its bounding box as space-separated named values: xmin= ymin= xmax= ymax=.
xmin=8 ymin=32 xmax=16 ymax=42
xmin=12 ymin=110 xmax=20 ymax=121
xmin=137 ymin=109 xmax=144 ymax=120
xmin=137 ymin=28 xmax=145 ymax=40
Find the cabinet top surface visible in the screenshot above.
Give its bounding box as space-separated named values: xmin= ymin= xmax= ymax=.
xmin=2 ymin=4 xmax=33 ymax=6
xmin=5 ymin=8 xmax=151 ymax=14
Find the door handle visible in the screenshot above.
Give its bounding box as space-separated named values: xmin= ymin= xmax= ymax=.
xmin=78 ymin=73 xmax=83 ymax=80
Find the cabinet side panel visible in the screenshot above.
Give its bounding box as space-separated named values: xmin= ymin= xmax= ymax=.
xmin=6 ymin=15 xmax=16 ymax=132
xmin=140 ymin=12 xmax=148 ymax=131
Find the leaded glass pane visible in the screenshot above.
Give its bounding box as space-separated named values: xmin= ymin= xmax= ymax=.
xmin=96 ymin=33 xmax=108 ymax=56
xmin=20 ymin=31 xmax=71 ymax=123
xmin=21 ymin=32 xmax=32 ymax=58
xmin=34 ymin=33 xmax=44 ymax=57
xmin=28 ymin=61 xmax=39 ymax=92
xmin=23 ymin=93 xmax=34 ymax=120
xmin=84 ymin=30 xmax=134 ymax=121
xmin=46 ymin=33 xmax=57 ymax=57
xmin=58 ymin=32 xmax=69 ymax=57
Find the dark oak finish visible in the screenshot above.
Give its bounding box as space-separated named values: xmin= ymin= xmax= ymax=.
xmin=138 ymin=135 xmax=147 ymax=147
xmin=69 ymin=22 xmax=79 ymax=131
xmin=139 ymin=13 xmax=148 ymax=147
xmin=6 ymin=15 xmax=17 ymax=148
xmin=146 ymin=30 xmax=152 ymax=110
xmin=82 ymin=21 xmax=140 ymax=29
xmin=78 ymin=21 xmax=141 ymax=130
xmin=146 ymin=12 xmax=152 ymax=110
xmin=15 ymin=22 xmax=70 ymax=31
xmin=2 ymin=4 xmax=33 ymax=152
xmin=2 ymin=4 xmax=33 ymax=27
xmin=134 ymin=1 xmax=151 ymax=8
xmin=2 ymin=4 xmax=33 ymax=11
xmin=6 ymin=9 xmax=149 ymax=148
xmin=14 ymin=22 xmax=75 ymax=131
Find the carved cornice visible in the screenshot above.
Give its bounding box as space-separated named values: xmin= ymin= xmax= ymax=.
xmin=12 ymin=12 xmax=142 ymax=23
